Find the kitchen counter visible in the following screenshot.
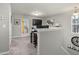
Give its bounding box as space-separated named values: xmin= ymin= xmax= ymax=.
xmin=36 ymin=27 xmax=69 ymax=55
xmin=35 ymin=27 xmax=79 ymax=55
xmin=36 ymin=27 xmax=62 ymax=32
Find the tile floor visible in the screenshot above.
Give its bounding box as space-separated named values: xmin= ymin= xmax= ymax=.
xmin=9 ymin=36 xmax=37 ymax=55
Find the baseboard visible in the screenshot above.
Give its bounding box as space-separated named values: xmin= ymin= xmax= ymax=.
xmin=0 ymin=51 xmax=9 ymax=55
xmin=12 ymin=34 xmax=30 ymax=39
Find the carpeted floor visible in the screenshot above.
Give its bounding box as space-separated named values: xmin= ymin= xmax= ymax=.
xmin=9 ymin=36 xmax=37 ymax=55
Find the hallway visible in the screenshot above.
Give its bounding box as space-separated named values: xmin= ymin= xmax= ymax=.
xmin=9 ymin=36 xmax=37 ymax=55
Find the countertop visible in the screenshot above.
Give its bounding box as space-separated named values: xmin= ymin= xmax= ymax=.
xmin=36 ymin=27 xmax=63 ymax=32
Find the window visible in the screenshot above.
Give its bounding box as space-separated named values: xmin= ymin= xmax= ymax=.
xmin=72 ymin=15 xmax=79 ymax=33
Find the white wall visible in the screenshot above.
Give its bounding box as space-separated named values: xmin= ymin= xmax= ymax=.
xmin=12 ymin=16 xmax=22 ymax=37
xmin=11 ymin=14 xmax=42 ymax=37
xmin=41 ymin=17 xmax=48 ymax=25
xmin=0 ymin=4 xmax=11 ymax=54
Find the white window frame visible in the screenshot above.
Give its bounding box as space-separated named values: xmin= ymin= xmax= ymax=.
xmin=71 ymin=15 xmax=79 ymax=34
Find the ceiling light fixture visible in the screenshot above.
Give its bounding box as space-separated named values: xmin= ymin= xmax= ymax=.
xmin=32 ymin=11 xmax=42 ymax=16
xmin=73 ymin=7 xmax=79 ymax=15
xmin=72 ymin=6 xmax=79 ymax=19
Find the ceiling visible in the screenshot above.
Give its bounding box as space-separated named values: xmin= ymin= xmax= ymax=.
xmin=11 ymin=3 xmax=79 ymax=17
